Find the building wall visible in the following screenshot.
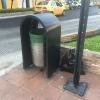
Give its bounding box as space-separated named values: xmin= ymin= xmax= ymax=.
xmin=17 ymin=0 xmax=33 ymax=8
xmin=17 ymin=0 xmax=26 ymax=8
xmin=6 ymin=0 xmax=18 ymax=9
xmin=29 ymin=0 xmax=33 ymax=8
xmin=0 ymin=0 xmax=34 ymax=9
xmin=0 ymin=0 xmax=2 ymax=9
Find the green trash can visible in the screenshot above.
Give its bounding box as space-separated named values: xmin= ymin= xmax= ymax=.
xmin=29 ymin=29 xmax=44 ymax=68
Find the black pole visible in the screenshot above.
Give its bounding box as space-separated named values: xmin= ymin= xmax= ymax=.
xmin=63 ymin=0 xmax=90 ymax=96
xmin=73 ymin=0 xmax=90 ymax=87
xmin=26 ymin=0 xmax=30 ymax=8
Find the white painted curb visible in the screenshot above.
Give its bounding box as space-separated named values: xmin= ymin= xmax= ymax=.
xmin=0 ymin=61 xmax=22 ymax=76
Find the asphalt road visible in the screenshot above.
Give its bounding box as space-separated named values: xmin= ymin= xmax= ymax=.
xmin=0 ymin=6 xmax=100 ymax=71
xmin=61 ymin=15 xmax=100 ymax=34
xmin=59 ymin=6 xmax=100 ymax=21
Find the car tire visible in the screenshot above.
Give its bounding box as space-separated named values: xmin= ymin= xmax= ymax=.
xmin=62 ymin=11 xmax=66 ymax=16
xmin=69 ymin=7 xmax=72 ymax=10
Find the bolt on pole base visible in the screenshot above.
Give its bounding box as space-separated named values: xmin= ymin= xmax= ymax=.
xmin=63 ymin=78 xmax=88 ymax=96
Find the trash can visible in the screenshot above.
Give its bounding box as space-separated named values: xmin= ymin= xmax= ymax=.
xmin=20 ymin=13 xmax=61 ymax=77
xmin=29 ymin=29 xmax=44 ymax=68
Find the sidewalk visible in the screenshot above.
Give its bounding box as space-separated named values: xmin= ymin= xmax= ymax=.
xmin=0 ymin=65 xmax=100 ymax=100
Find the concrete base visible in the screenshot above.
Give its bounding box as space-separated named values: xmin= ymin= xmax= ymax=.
xmin=64 ymin=78 xmax=88 ymax=96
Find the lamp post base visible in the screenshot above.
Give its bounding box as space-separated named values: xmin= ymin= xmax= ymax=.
xmin=63 ymin=78 xmax=88 ymax=96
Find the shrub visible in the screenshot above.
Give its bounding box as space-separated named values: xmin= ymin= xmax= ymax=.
xmin=0 ymin=8 xmax=34 ymax=13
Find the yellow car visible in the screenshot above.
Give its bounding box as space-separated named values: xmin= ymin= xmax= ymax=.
xmin=59 ymin=0 xmax=69 ymax=11
xmin=34 ymin=0 xmax=64 ymax=16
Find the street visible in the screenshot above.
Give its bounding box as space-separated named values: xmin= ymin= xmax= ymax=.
xmin=59 ymin=6 xmax=100 ymax=21
xmin=0 ymin=6 xmax=100 ymax=71
xmin=61 ymin=15 xmax=100 ymax=34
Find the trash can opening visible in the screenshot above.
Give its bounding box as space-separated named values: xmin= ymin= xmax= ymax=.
xmin=30 ymin=28 xmax=44 ymax=35
xmin=29 ymin=28 xmax=44 ymax=43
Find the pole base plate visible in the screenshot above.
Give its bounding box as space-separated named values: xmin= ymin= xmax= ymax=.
xmin=63 ymin=78 xmax=88 ymax=96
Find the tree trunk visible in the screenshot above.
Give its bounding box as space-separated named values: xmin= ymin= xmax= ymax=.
xmin=11 ymin=0 xmax=14 ymax=9
xmin=22 ymin=0 xmax=24 ymax=8
xmin=26 ymin=0 xmax=30 ymax=8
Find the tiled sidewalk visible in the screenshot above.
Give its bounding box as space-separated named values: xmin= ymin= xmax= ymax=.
xmin=0 ymin=65 xmax=100 ymax=100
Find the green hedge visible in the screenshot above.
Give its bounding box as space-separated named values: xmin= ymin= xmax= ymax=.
xmin=0 ymin=8 xmax=34 ymax=13
xmin=64 ymin=34 xmax=100 ymax=52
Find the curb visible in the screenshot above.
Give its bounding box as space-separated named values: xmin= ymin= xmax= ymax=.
xmin=0 ymin=51 xmax=22 ymax=76
xmin=0 ymin=14 xmax=32 ymax=20
xmin=0 ymin=61 xmax=22 ymax=76
xmin=0 ymin=11 xmax=41 ymax=20
xmin=61 ymin=29 xmax=100 ymax=43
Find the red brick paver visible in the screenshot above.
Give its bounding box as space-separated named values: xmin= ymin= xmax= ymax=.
xmin=0 ymin=65 xmax=100 ymax=100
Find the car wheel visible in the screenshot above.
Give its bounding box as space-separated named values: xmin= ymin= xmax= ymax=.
xmin=62 ymin=11 xmax=66 ymax=16
xmin=69 ymin=7 xmax=72 ymax=10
